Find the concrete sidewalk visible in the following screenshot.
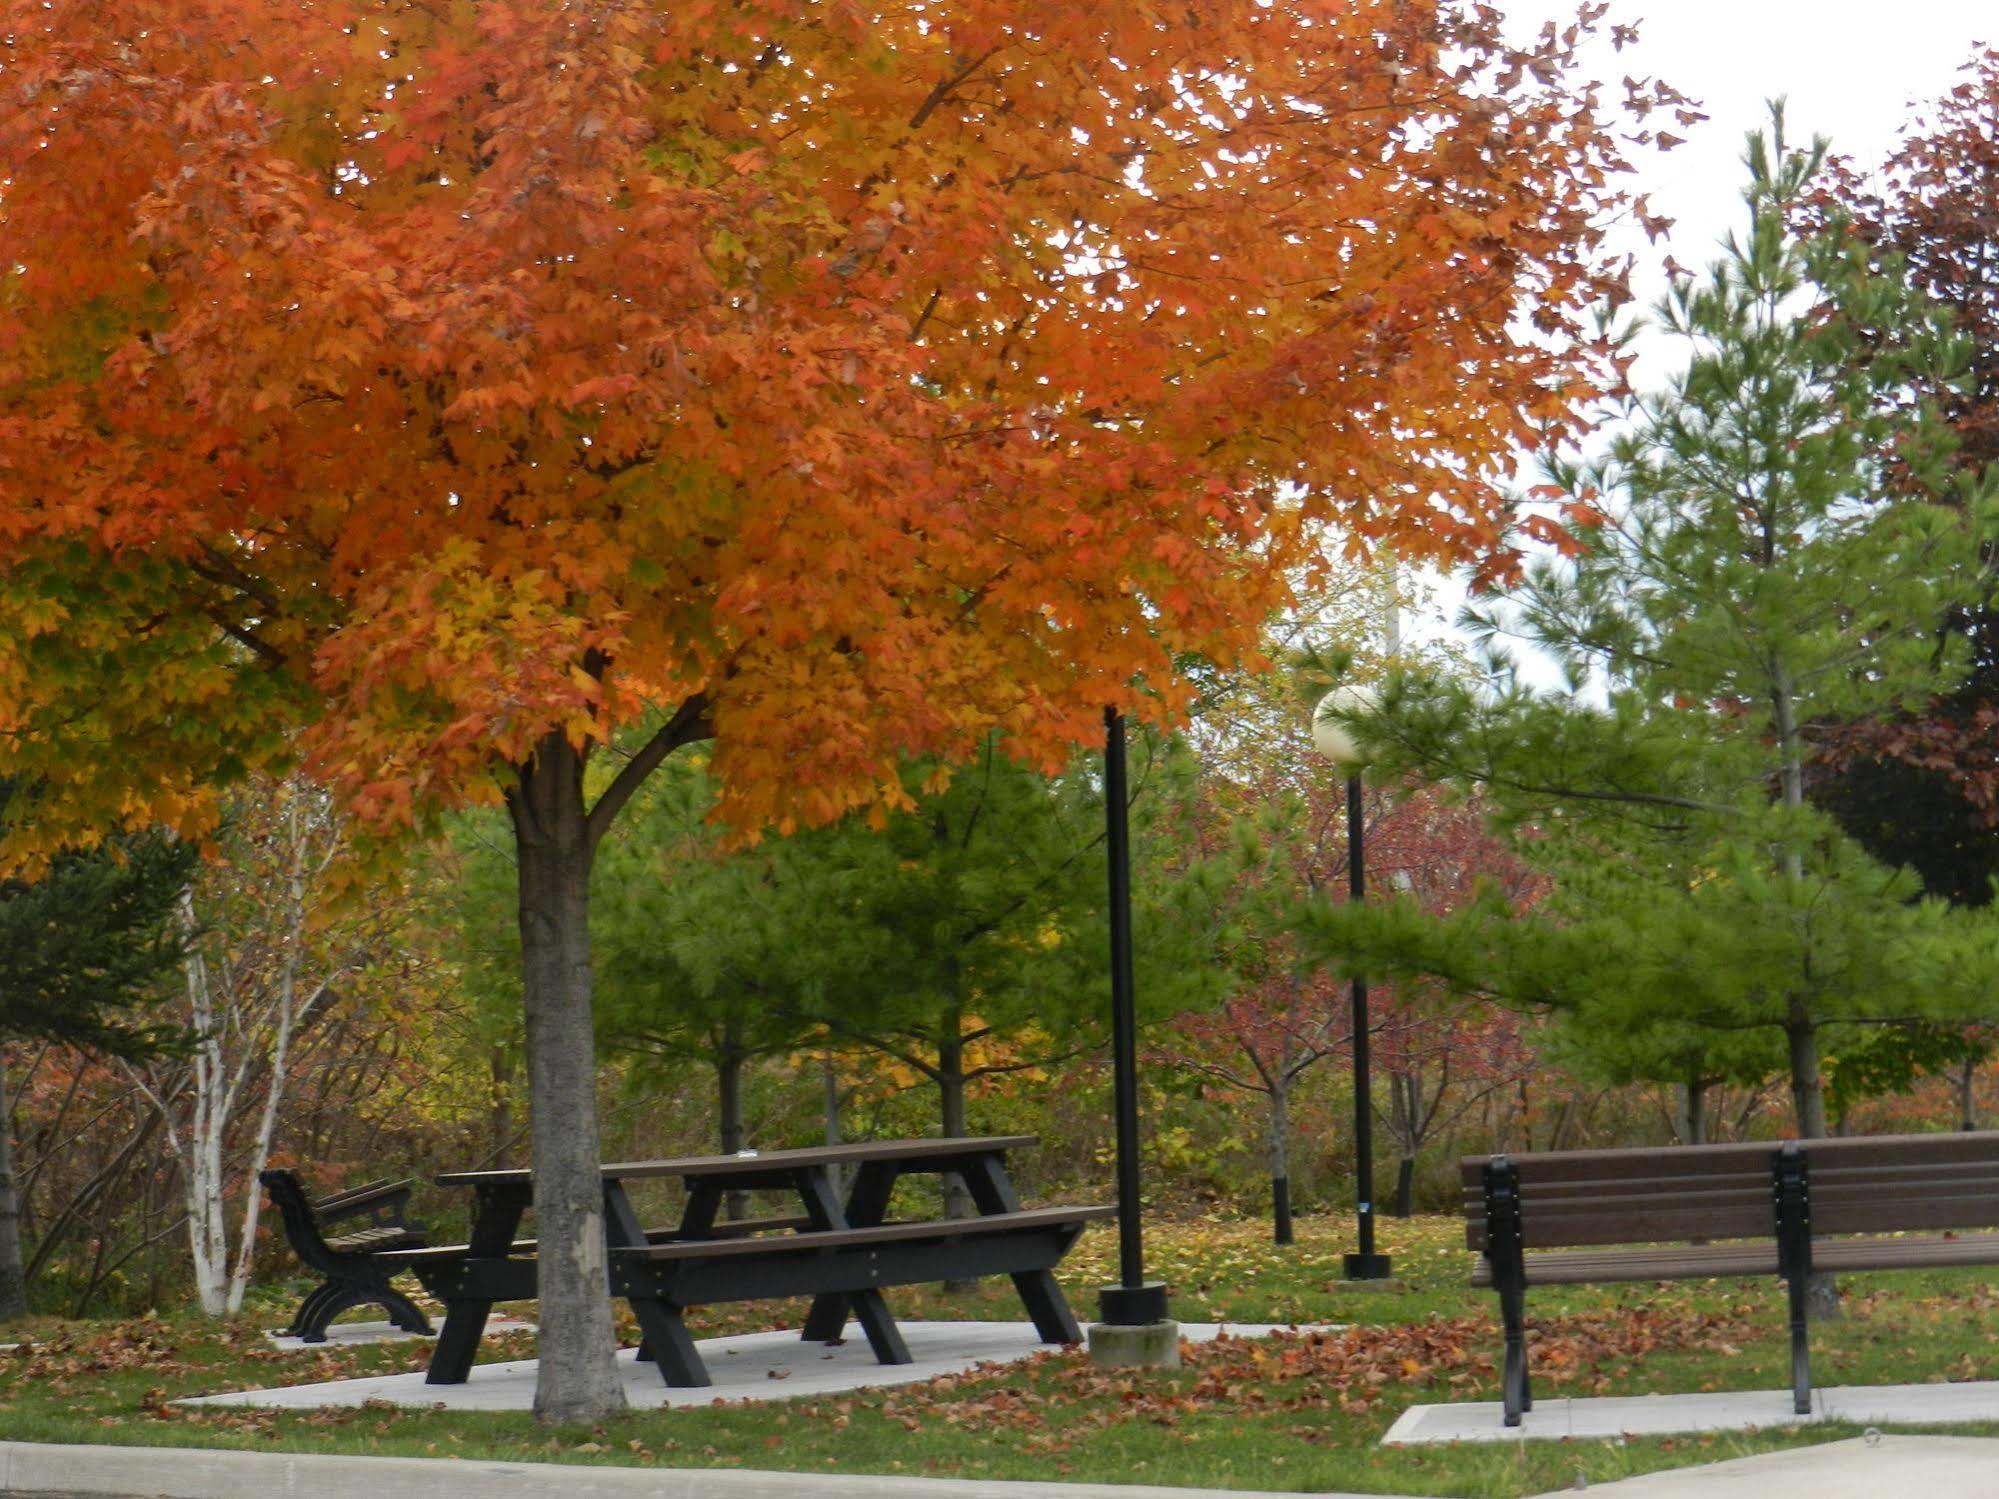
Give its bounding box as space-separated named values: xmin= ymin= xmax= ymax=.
xmin=1386 ymin=1376 xmax=1999 ymax=1444
xmin=1539 ymin=1434 xmax=1999 ymax=1495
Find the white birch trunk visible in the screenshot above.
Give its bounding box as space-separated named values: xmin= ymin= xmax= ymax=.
xmin=133 ymin=778 xmax=353 ymax=1318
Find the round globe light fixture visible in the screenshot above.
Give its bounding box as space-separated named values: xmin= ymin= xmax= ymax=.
xmin=1311 ymin=684 xmax=1380 ymax=767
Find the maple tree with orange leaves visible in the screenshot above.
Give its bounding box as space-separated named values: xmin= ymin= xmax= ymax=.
xmin=1 ymin=0 xmax=1681 ymax=1417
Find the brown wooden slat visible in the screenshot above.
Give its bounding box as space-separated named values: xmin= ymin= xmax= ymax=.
xmin=1460 ymin=1141 xmax=1780 ymax=1189
xmin=396 ymin=1240 xmax=537 ymax=1262
xmin=324 ymin=1226 xmax=422 ymax=1254
xmin=621 ymin=1205 xmax=1114 ymax=1263
xmin=1459 ymin=1129 xmax=1999 ymax=1187
xmin=1470 ymin=1241 xmax=1779 ymax=1288
xmin=1792 ymin=1131 xmax=1999 ymax=1169
xmin=1811 ymin=1233 xmax=1999 ymax=1271
xmin=437 ymin=1136 xmax=1041 ymax=1186
xmin=1811 ymin=1195 xmax=1999 ymax=1236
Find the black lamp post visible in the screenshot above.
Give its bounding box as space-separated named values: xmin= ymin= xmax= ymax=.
xmin=1313 ymin=691 xmax=1394 ymax=1281
xmin=1099 ymin=707 xmax=1171 ymax=1327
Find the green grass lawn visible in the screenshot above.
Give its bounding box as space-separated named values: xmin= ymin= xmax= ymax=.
xmin=5 ymin=1214 xmax=1997 ymax=1496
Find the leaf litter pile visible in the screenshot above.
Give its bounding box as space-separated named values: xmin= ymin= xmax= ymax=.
xmin=808 ymin=1303 xmax=1761 ymax=1452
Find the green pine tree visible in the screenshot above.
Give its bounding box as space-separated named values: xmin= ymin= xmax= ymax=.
xmin=1298 ymin=110 xmax=1999 ymax=1148
xmin=0 ymin=783 xmax=194 ymax=1320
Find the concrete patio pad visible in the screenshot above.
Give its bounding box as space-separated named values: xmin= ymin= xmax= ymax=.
xmin=261 ymin=1313 xmax=533 ymax=1352
xmin=187 ymin=1320 xmax=1311 ymax=1412
xmin=1384 ymin=1377 xmax=1999 ymax=1445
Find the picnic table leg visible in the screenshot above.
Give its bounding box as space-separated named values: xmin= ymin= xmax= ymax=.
xmin=795 ymin=1167 xmax=911 ymax=1364
xmin=427 ymin=1300 xmax=494 ymax=1384
xmin=956 ymin=1152 xmax=1085 ymax=1344
xmin=801 ymin=1160 xmax=901 ymax=1343
xmin=425 ymin=1182 xmax=527 ymax=1386
xmin=632 ymin=1183 xmax=726 ymax=1362
xmin=627 ymin=1294 xmax=711 ymax=1387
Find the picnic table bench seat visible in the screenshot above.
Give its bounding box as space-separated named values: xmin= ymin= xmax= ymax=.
xmin=612 ymin=1204 xmax=1115 ymax=1386
xmin=1463 ymin=1130 xmax=1999 ymax=1428
xmin=258 ymin=1169 xmax=434 ymax=1343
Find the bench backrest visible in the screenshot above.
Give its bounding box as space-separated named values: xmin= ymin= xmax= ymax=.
xmin=1462 ymin=1141 xmax=1773 ymax=1251
xmin=1792 ymin=1131 xmax=1999 ymax=1236
xmin=1462 ymin=1130 xmax=1999 ymax=1251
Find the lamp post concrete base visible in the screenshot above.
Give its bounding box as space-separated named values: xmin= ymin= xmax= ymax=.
xmin=1086 ymin=1320 xmax=1182 ymax=1370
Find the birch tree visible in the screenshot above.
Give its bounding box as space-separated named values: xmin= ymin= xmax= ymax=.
xmin=124 ymin=775 xmax=379 ymax=1317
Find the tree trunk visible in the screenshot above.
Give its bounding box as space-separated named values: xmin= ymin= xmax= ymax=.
xmin=821 ymin=1052 xmax=847 ymax=1201
xmin=489 ymin=1048 xmax=517 ymax=1162
xmin=510 ymin=732 xmax=625 ymax=1424
xmin=1785 ymin=1014 xmax=1828 ymax=1140
xmin=1673 ymin=1079 xmax=1709 ymax=1146
xmin=1771 ymin=668 xmax=1838 ymax=1320
xmin=1784 ymin=1009 xmax=1840 ymax=1319
xmin=1960 ymin=1055 xmax=1978 ymax=1131
xmin=0 ymin=1061 xmax=26 ymax=1322
xmin=1267 ymin=1077 xmax=1292 ymax=1246
xmin=717 ymin=1020 xmax=750 ymax=1221
xmin=938 ymin=1022 xmax=971 ymax=1221
xmin=1388 ymin=1071 xmax=1419 ymax=1217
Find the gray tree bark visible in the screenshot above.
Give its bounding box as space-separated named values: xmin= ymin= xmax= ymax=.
xmin=0 ymin=1063 xmax=26 ymax=1322
xmin=1266 ymin=1075 xmax=1292 ymax=1245
xmin=510 ymin=732 xmax=625 ymax=1424
xmin=717 ymin=1019 xmax=750 ymax=1221
xmin=1673 ymin=1079 xmax=1709 ymax=1146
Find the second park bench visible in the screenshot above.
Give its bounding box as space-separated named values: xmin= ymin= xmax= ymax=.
xmin=1462 ymin=1130 xmax=1999 ymax=1426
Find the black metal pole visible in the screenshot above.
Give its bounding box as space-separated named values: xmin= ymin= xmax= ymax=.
xmin=1100 ymin=708 xmax=1169 ymax=1325
xmin=1345 ymin=770 xmax=1392 ymax=1280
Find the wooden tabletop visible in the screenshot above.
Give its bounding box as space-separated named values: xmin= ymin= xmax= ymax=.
xmin=435 ymin=1135 xmax=1039 ymax=1187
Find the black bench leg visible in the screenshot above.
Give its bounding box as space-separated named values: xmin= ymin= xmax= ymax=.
xmin=426 ymin=1301 xmax=493 ymax=1384
xmin=379 ymin=1284 xmax=435 ymax=1337
xmin=287 ymin=1281 xmax=342 ymax=1341
xmin=628 ymin=1296 xmax=710 ymax=1387
xmin=1013 ymin=1270 xmax=1083 ymax=1344
xmin=1499 ymin=1282 xmax=1531 ymax=1425
xmin=1785 ymin=1269 xmax=1811 ymax=1416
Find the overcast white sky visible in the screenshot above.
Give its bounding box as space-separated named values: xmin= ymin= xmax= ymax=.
xmin=1577 ymin=1 xmax=1993 ymax=318
xmin=1396 ymin=3 xmax=1994 ymax=675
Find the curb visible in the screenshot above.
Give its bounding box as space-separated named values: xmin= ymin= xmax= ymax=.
xmin=0 ymin=1442 xmax=1348 ymax=1499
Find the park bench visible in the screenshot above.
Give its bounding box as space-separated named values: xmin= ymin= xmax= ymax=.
xmin=1463 ymin=1130 xmax=1999 ymax=1427
xmin=258 ymin=1168 xmax=434 ymax=1342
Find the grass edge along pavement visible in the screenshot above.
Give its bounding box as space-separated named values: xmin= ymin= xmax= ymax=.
xmin=5 ymin=1215 xmax=1999 ymax=1496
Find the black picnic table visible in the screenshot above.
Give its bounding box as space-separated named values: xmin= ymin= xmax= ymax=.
xmin=404 ymin=1135 xmax=1109 ymax=1387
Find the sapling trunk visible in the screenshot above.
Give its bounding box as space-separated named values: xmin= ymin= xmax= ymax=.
xmin=0 ymin=1065 xmax=25 ymax=1322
